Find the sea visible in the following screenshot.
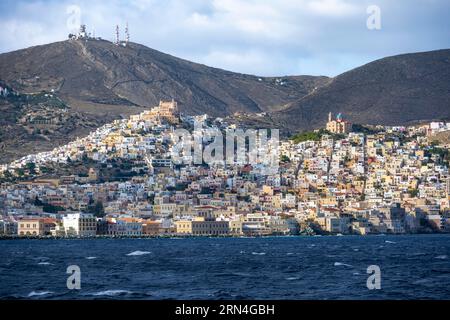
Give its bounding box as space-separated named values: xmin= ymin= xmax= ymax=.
xmin=0 ymin=235 xmax=449 ymax=300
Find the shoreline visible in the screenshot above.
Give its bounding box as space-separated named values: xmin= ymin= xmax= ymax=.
xmin=1 ymin=232 xmax=448 ymax=241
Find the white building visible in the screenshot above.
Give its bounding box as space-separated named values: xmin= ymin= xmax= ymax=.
xmin=63 ymin=213 xmax=97 ymax=237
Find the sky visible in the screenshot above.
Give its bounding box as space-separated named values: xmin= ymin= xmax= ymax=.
xmin=0 ymin=0 xmax=449 ymax=77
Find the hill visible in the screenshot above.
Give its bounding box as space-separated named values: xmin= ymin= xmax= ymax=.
xmin=0 ymin=39 xmax=328 ymax=162
xmin=271 ymin=49 xmax=450 ymax=133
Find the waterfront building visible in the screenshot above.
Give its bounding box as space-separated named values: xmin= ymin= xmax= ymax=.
xmin=175 ymin=217 xmax=230 ymax=236
xmin=63 ymin=213 xmax=97 ymax=237
xmin=0 ymin=219 xmax=18 ymax=235
xmin=175 ymin=220 xmax=193 ymax=234
xmin=18 ymin=218 xmax=44 ymax=236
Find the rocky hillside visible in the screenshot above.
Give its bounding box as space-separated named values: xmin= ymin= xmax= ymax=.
xmin=0 ymin=39 xmax=328 ymax=116
xmin=271 ymin=49 xmax=450 ymax=132
xmin=0 ymin=39 xmax=328 ymax=163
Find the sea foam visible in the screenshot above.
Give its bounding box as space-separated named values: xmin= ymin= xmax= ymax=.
xmin=334 ymin=262 xmax=352 ymax=267
xmin=28 ymin=291 xmax=53 ymax=297
xmin=91 ymin=290 xmax=132 ymax=296
xmin=126 ymin=251 xmax=151 ymax=256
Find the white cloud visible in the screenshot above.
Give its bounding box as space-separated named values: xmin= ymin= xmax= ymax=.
xmin=306 ymin=0 xmax=359 ymax=16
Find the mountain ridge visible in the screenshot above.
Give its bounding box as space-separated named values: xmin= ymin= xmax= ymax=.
xmin=270 ymin=48 xmax=450 ymax=132
xmin=0 ymin=39 xmax=328 ymax=163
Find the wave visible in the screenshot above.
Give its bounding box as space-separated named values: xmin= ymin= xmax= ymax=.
xmin=28 ymin=291 xmax=53 ymax=297
xmin=285 ymin=277 xmax=300 ymax=281
xmin=38 ymin=262 xmax=52 ymax=265
xmin=435 ymin=255 xmax=448 ymax=260
xmin=251 ymin=252 xmax=266 ymax=255
xmin=86 ymin=257 xmax=97 ymax=260
xmin=334 ymin=262 xmax=352 ymax=267
xmin=126 ymin=251 xmax=151 ymax=256
xmin=214 ymin=272 xmax=252 ymax=278
xmin=385 ymin=240 xmax=396 ymax=244
xmin=91 ymin=290 xmax=132 ymax=296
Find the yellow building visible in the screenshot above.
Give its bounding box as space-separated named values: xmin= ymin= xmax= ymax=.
xmin=175 ymin=220 xmax=193 ymax=234
xmin=142 ymin=100 xmax=180 ymax=124
xmin=18 ymin=218 xmax=44 ymax=236
xmin=229 ymin=220 xmax=243 ymax=235
xmin=88 ymin=168 xmax=98 ymax=182
xmin=153 ymin=203 xmax=177 ymax=217
xmin=175 ymin=218 xmax=230 ymax=236
xmin=326 ymin=112 xmax=352 ymax=134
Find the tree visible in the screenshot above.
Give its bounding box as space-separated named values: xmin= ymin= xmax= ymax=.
xmin=93 ymin=201 xmax=105 ymax=217
xmin=34 ymin=196 xmax=43 ymax=206
xmin=26 ymin=162 xmax=36 ymax=174
xmin=43 ymin=203 xmax=64 ymax=213
xmin=408 ymin=189 xmax=419 ymax=198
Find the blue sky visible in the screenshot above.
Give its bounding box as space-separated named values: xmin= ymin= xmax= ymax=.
xmin=0 ymin=0 xmax=449 ymax=77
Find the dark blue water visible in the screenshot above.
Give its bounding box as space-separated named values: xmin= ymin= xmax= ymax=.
xmin=0 ymin=235 xmax=449 ymax=300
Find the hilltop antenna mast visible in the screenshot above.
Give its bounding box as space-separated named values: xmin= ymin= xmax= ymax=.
xmin=115 ymin=25 xmax=120 ymax=45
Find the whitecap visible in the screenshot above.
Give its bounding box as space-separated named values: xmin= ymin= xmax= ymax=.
xmin=86 ymin=257 xmax=97 ymax=260
xmin=28 ymin=291 xmax=53 ymax=297
xmin=285 ymin=277 xmax=300 ymax=281
xmin=353 ymin=249 xmax=359 ymax=252
xmin=91 ymin=290 xmax=131 ymax=296
xmin=435 ymin=255 xmax=448 ymax=260
xmin=232 ymin=272 xmax=252 ymax=277
xmin=38 ymin=262 xmax=52 ymax=265
xmin=413 ymin=279 xmax=431 ymax=285
xmin=251 ymin=252 xmax=266 ymax=256
xmin=385 ymin=240 xmax=396 ymax=244
xmin=334 ymin=262 xmax=352 ymax=267
xmin=126 ymin=251 xmax=151 ymax=256
xmin=353 ymin=272 xmax=361 ymax=275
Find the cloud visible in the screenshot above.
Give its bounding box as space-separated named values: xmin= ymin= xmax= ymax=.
xmin=0 ymin=0 xmax=449 ymax=77
xmin=306 ymin=0 xmax=359 ymax=16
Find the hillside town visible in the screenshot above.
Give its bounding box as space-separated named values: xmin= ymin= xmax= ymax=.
xmin=0 ymin=100 xmax=449 ymax=238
